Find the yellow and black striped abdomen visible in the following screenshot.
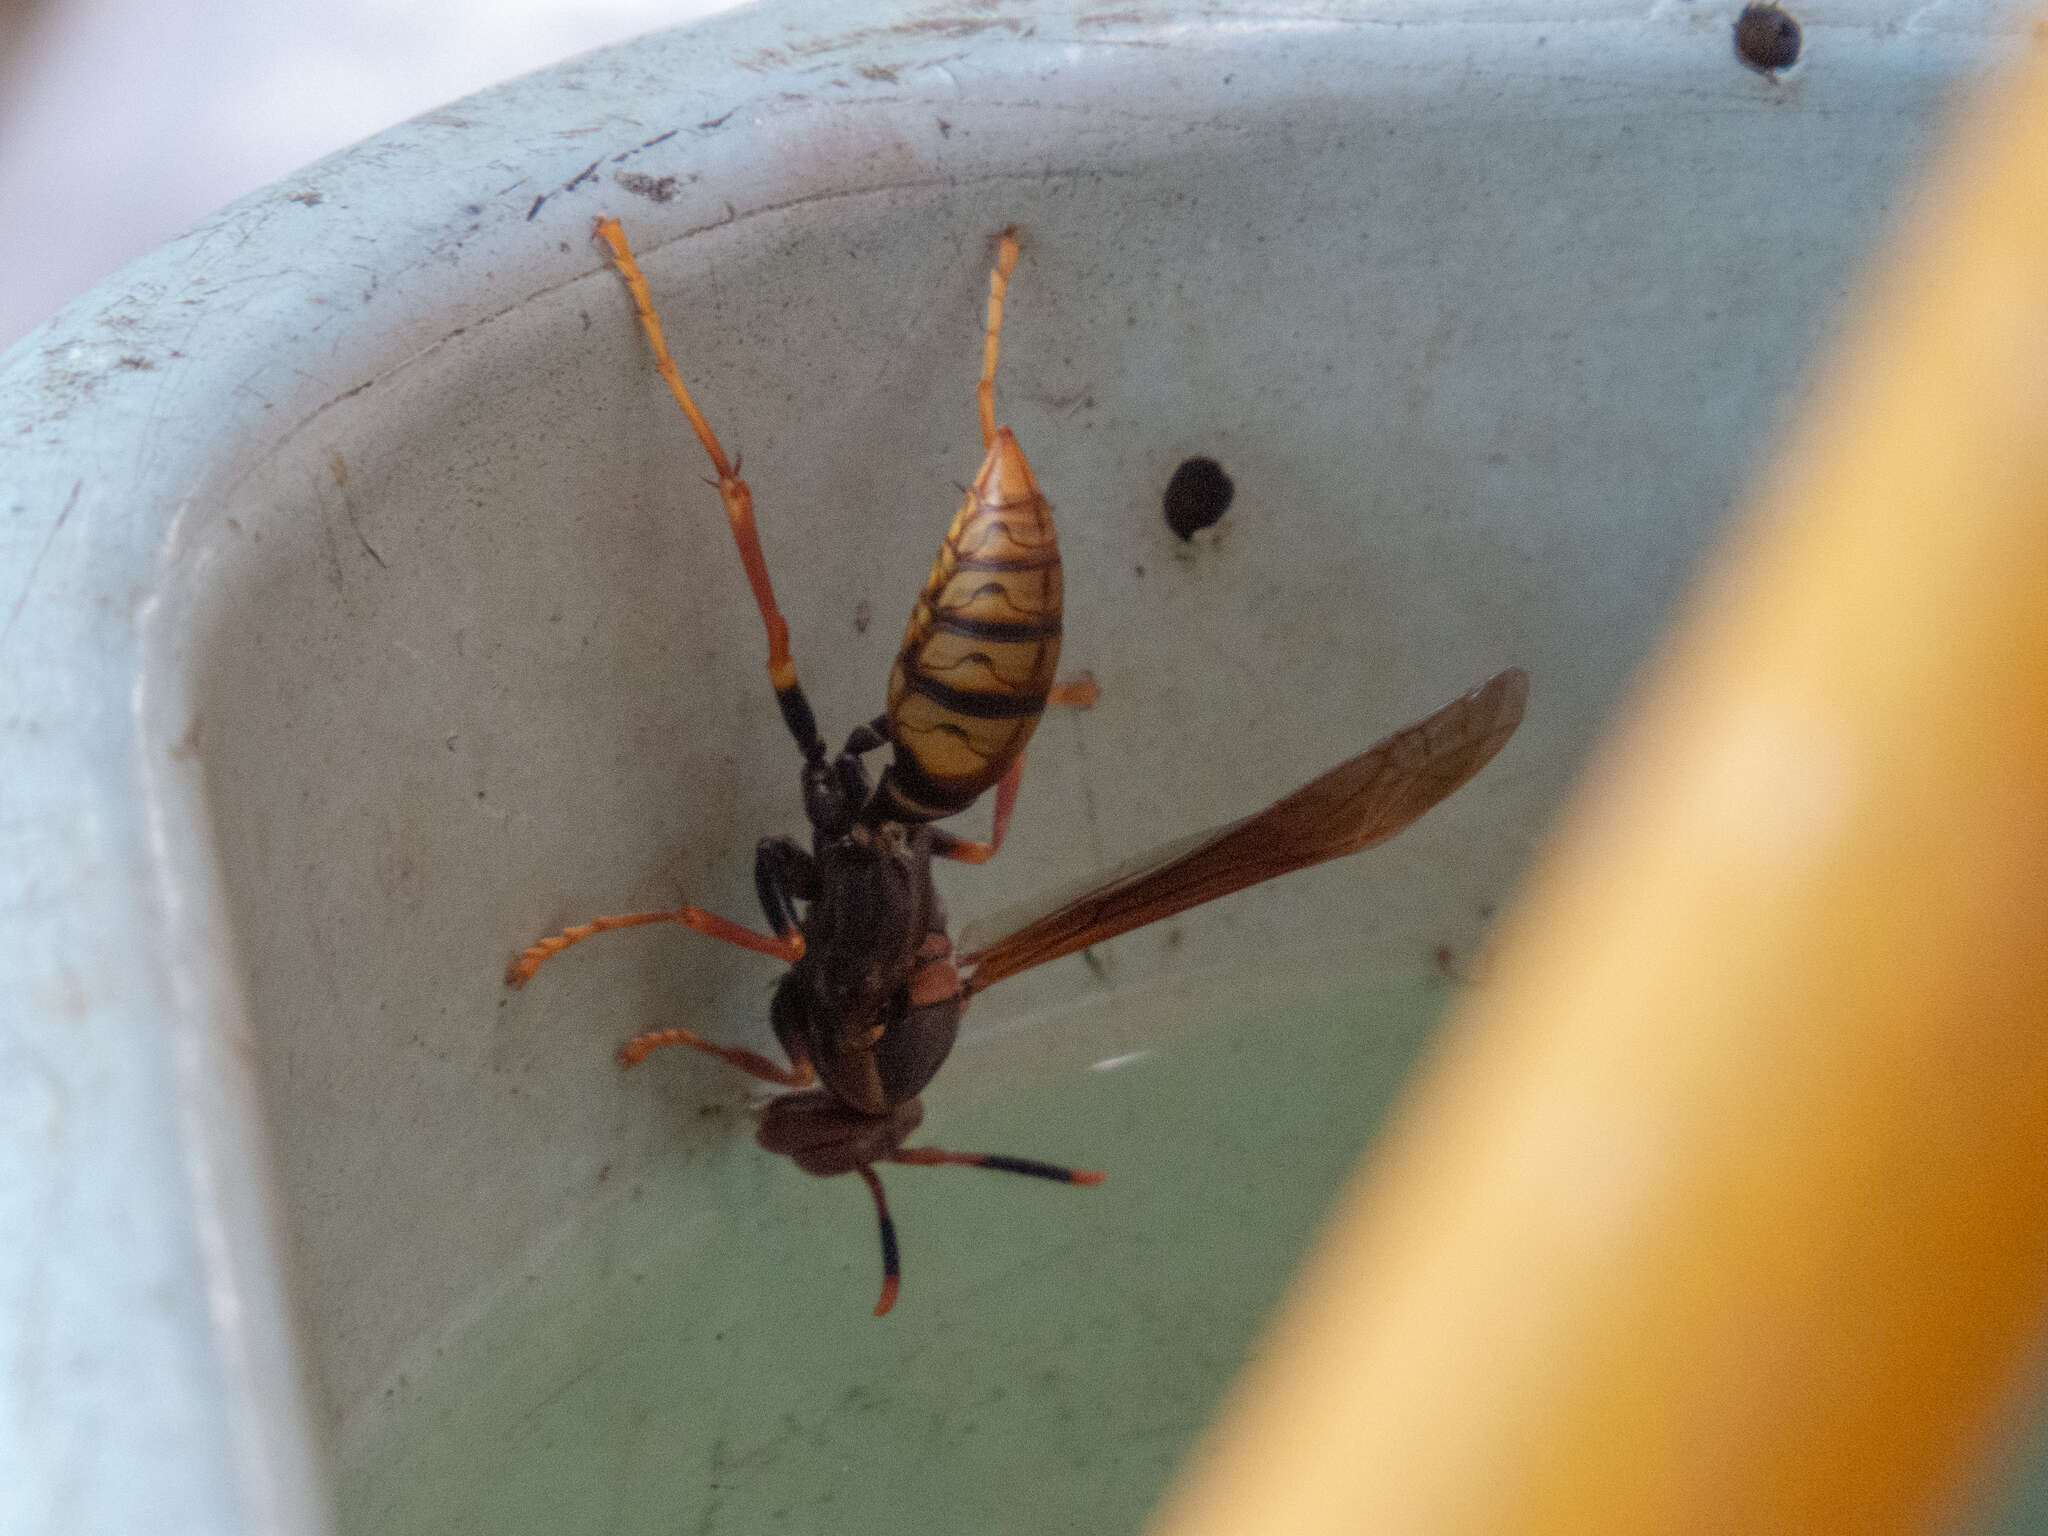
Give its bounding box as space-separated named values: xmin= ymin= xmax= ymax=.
xmin=880 ymin=427 xmax=1061 ymax=823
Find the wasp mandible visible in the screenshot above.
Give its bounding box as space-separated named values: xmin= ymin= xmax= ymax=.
xmin=510 ymin=219 xmax=1529 ymax=1315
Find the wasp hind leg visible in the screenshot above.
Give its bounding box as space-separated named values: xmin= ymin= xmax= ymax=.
xmin=1045 ymin=673 xmax=1100 ymax=710
xmin=930 ymin=671 xmax=1099 ymax=866
xmin=977 ymin=228 xmax=1022 ymax=449
xmin=930 ymin=755 xmax=1025 ymax=866
xmin=593 ymin=216 xmax=828 ymax=765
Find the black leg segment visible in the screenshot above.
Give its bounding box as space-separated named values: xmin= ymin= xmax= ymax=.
xmin=755 ymin=836 xmax=818 ymax=936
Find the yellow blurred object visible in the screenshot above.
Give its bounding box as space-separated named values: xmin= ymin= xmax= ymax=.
xmin=1152 ymin=33 xmax=2048 ymax=1536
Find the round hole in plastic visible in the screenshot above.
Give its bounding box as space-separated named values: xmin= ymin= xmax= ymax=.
xmin=1162 ymin=456 xmax=1237 ymax=540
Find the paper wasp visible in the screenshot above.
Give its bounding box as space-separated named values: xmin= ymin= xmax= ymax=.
xmin=509 ymin=218 xmax=1529 ymax=1314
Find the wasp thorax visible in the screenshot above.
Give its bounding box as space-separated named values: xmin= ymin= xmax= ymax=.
xmin=803 ymin=748 xmax=872 ymax=836
xmin=810 ymin=831 xmax=917 ymax=1005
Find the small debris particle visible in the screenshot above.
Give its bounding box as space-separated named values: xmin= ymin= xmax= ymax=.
xmin=615 ymin=170 xmax=681 ymax=202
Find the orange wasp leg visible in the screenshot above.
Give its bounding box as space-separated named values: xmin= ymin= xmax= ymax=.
xmin=929 ymin=671 xmax=1099 ymax=865
xmin=593 ymin=216 xmax=826 ymax=758
xmin=617 ymin=1023 xmax=818 ymax=1083
xmin=507 ymin=903 xmax=804 ymax=988
xmin=930 ymin=756 xmax=1023 ymax=866
xmin=978 ymin=227 xmax=1021 ymax=450
xmin=1045 ymin=673 xmax=1101 ymax=710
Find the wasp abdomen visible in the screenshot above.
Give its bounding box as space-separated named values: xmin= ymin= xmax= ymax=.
xmin=880 ymin=428 xmax=1062 ymax=822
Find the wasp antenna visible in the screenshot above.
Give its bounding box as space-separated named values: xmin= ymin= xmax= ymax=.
xmin=858 ymin=1165 xmax=903 ymax=1316
xmin=893 ymin=1146 xmax=1105 ymax=1185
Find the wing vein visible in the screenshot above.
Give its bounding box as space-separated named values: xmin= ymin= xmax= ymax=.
xmin=959 ymin=667 xmax=1528 ymax=992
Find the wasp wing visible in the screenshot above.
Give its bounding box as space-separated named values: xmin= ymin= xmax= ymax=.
xmin=958 ymin=666 xmax=1528 ymax=993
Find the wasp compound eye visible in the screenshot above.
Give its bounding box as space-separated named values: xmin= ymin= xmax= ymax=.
xmin=1734 ymin=4 xmax=1801 ymax=73
xmin=1162 ymin=456 xmax=1234 ymax=540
